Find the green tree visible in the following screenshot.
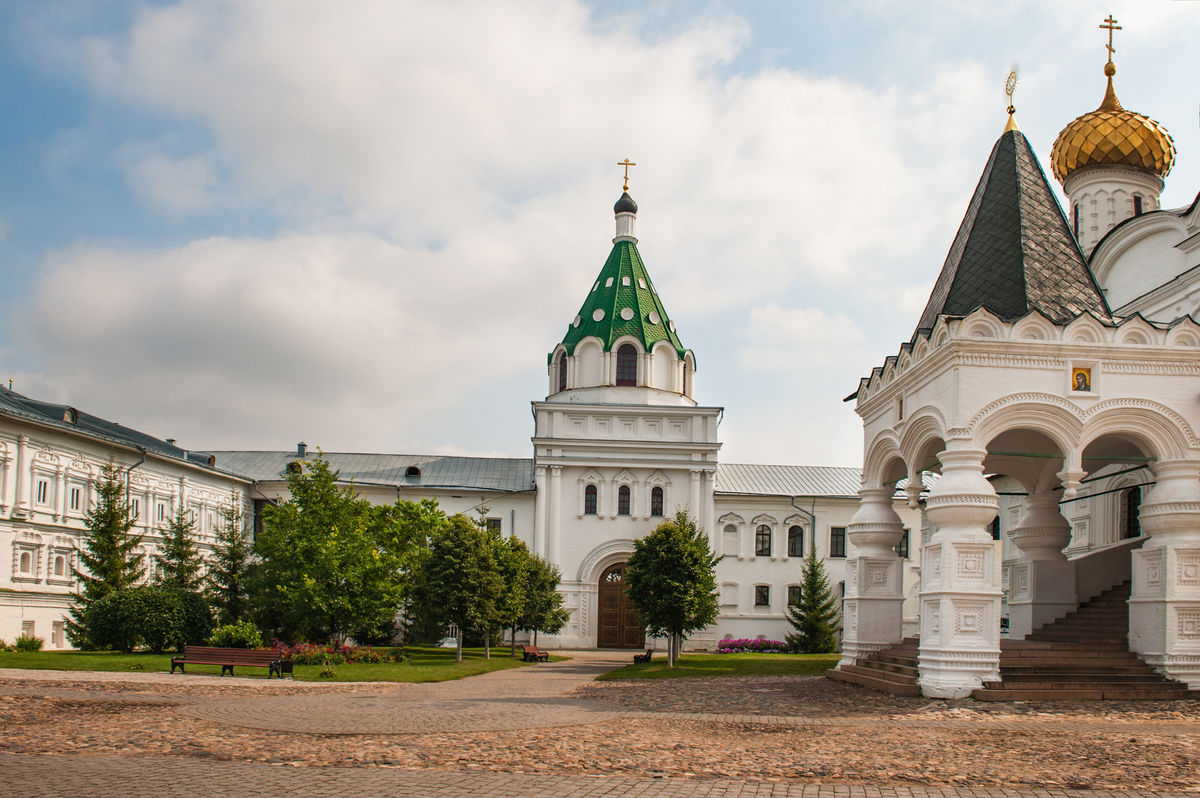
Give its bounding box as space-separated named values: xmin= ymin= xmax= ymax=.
xmin=207 ymin=493 xmax=253 ymax=627
xmin=159 ymin=505 xmax=203 ymax=592
xmin=67 ymin=460 xmax=144 ymax=647
xmin=493 ymin=534 xmax=531 ymax=657
xmin=785 ymin=548 xmax=841 ymax=653
xmin=517 ymin=553 xmax=568 ymax=647
xmin=624 ymin=509 xmax=720 ymax=667
xmin=414 ymin=514 xmax=502 ymax=662
xmin=253 ymin=456 xmax=418 ymax=644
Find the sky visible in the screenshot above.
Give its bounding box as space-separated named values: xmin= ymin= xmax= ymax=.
xmin=1 ymin=1 xmax=1197 ymax=467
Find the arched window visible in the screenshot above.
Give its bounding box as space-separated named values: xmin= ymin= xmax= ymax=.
xmin=557 ymin=353 xmax=567 ymax=392
xmin=53 ymin=556 xmax=66 ymax=577
xmin=650 ymin=486 xmax=664 ymax=517
xmin=755 ymin=525 xmax=772 ymax=557
xmin=722 ymin=524 xmax=739 ymax=556
xmin=616 ymin=344 xmax=637 ymax=386
xmin=584 ymin=484 xmax=598 ymax=515
xmin=18 ymin=552 xmax=32 ymax=573
xmin=1123 ymin=486 xmax=1142 ymax=539
xmin=618 ymin=485 xmax=631 ymax=515
xmin=1133 ymin=194 xmax=1144 ymax=216
xmin=787 ymin=525 xmax=804 ymax=557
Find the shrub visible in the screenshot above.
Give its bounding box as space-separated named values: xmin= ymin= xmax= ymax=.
xmin=14 ymin=635 xmax=43 ymax=652
xmin=0 ymin=638 xmax=12 ymax=652
xmin=84 ymin=585 xmax=206 ymax=653
xmin=274 ymin=641 xmax=404 ymax=665
xmin=717 ymin=638 xmax=788 ymax=654
xmin=208 ymin=620 xmax=264 ymax=649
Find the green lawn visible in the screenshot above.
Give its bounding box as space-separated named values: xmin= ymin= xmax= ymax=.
xmin=597 ymin=652 xmax=840 ymax=680
xmin=0 ymin=645 xmax=549 ymax=683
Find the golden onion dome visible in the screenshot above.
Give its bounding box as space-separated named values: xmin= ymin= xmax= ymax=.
xmin=1050 ymin=61 xmax=1175 ymax=184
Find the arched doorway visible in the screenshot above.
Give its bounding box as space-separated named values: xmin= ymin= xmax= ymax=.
xmin=598 ymin=563 xmax=644 ymax=648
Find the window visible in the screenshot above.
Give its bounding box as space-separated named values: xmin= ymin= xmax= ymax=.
xmin=722 ymin=524 xmax=739 ymax=556
xmin=69 ymin=487 xmax=80 ymax=512
xmin=1133 ymin=194 xmax=1143 ymax=216
xmin=35 ymin=479 xmax=48 ymax=505
xmin=650 ymin=486 xmax=664 ymax=517
xmin=52 ymin=621 xmax=64 ymax=648
xmin=787 ymin=525 xmax=804 ymax=557
xmin=131 ymin=499 xmax=140 ymax=521
xmin=53 ymin=555 xmax=66 ymax=577
xmin=18 ymin=551 xmax=32 ymax=573
xmin=405 ymin=466 xmax=421 ymax=478
xmin=1124 ymin=487 xmax=1142 ymax=539
xmin=830 ymin=526 xmax=846 ymax=558
xmin=616 ymin=344 xmax=637 ymax=386
xmin=987 ymin=517 xmax=1001 ymax=541
xmin=1073 ymin=203 xmax=1080 ymax=237
xmin=156 ymin=502 xmax=166 ymax=523
xmin=21 ymin=621 xmax=33 ymax=639
xmin=584 ymin=484 xmax=598 ymax=515
xmin=557 ymin=353 xmax=567 ymax=392
xmin=755 ymin=525 xmax=771 ymax=557
xmin=788 ymin=585 xmax=802 ymax=606
xmin=484 ymin=517 xmax=502 ymax=534
xmin=895 ymin=529 xmax=910 ymax=559
xmin=754 ymin=585 xmax=770 ymax=607
xmin=617 ymin=485 xmax=631 ymax=516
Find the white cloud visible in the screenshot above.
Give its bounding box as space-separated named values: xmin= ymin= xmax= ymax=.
xmin=739 ymin=305 xmax=870 ymax=370
xmin=121 ymin=148 xmax=218 ymax=214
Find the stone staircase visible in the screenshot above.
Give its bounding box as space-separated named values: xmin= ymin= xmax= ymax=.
xmin=827 ymin=581 xmax=1200 ymax=700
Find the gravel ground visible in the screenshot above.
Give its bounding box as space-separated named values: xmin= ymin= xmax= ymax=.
xmin=0 ymin=672 xmax=1197 ymax=790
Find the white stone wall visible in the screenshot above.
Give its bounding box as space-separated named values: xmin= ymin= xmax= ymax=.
xmin=0 ymin=419 xmax=249 ymax=648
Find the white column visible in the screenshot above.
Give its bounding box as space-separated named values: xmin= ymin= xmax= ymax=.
xmin=533 ymin=466 xmax=547 ymax=558
xmin=690 ymin=470 xmax=701 ymax=519
xmin=548 ymin=466 xmax=562 ymax=565
xmin=1130 ymin=459 xmax=1200 ymax=688
xmin=12 ymin=434 xmax=29 ymax=517
xmin=839 ymin=486 xmax=906 ymax=668
xmin=918 ymin=444 xmax=1002 ymax=698
xmin=53 ymin=465 xmax=66 ymax=522
xmin=1006 ymin=489 xmax=1076 ymax=638
xmin=0 ymin=445 xmax=12 ymax=513
xmin=703 ymin=471 xmax=716 ymax=551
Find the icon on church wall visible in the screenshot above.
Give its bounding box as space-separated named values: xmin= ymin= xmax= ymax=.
xmin=1071 ymin=367 xmax=1092 ymax=392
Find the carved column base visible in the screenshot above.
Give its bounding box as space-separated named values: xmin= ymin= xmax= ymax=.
xmin=1130 ymin=545 xmax=1200 ymax=687
xmin=1006 ymin=559 xmax=1077 ymax=639
xmin=838 ymin=554 xmax=904 ymax=667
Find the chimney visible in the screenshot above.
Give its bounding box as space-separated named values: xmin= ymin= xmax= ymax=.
xmin=297 ymin=441 xmax=307 ymax=458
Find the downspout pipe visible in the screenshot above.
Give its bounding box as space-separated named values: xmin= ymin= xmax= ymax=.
xmin=789 ymin=496 xmax=817 ymax=555
xmin=125 ymin=446 xmax=147 ymax=509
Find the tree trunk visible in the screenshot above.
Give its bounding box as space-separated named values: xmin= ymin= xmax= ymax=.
xmin=510 ymin=625 xmax=517 ymax=656
xmin=456 ymin=629 xmax=463 ymax=663
xmin=484 ymin=628 xmax=490 ymax=659
xmin=534 ymin=629 xmax=538 ymax=646
xmin=667 ymin=633 xmax=676 ymax=668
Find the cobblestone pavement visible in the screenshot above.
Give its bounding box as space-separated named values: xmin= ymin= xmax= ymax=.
xmin=1 ymin=654 xmax=1198 ymax=796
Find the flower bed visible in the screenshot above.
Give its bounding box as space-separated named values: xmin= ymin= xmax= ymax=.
xmin=717 ymin=638 xmax=789 ymax=654
xmin=273 ymin=641 xmax=405 ymax=665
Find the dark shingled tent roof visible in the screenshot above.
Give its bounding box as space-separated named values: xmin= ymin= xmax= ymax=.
xmin=914 ymin=129 xmax=1111 ymax=333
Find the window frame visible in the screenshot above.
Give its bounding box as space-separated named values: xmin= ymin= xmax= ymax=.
xmin=557 ymin=353 xmax=567 ymax=392
xmin=754 ymin=585 xmax=770 ymax=607
xmin=755 ymin=525 xmax=772 ymax=557
xmin=787 ymin=525 xmax=804 ymax=558
xmin=615 ymin=343 xmax=638 ymax=386
xmin=895 ymin=528 xmax=910 ymax=559
xmin=584 ymin=484 xmax=598 ymax=515
xmin=617 ymin=484 xmax=631 ymax=516
xmin=829 ymin=526 xmax=847 ymax=558
xmin=787 ymin=585 xmax=802 ymax=606
xmin=650 ymin=485 xmax=664 ymax=517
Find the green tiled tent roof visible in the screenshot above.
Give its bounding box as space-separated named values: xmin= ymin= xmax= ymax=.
xmin=556 ymin=237 xmax=690 ymax=363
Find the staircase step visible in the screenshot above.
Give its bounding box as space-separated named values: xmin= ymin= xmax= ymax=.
xmin=826 ymin=667 xmax=922 ymax=697
xmin=974 ymin=686 xmax=1199 ymax=701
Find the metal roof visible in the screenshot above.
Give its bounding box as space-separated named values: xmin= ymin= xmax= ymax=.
xmin=715 ymin=463 xmax=863 ymax=498
xmin=914 ymin=129 xmax=1111 ymax=333
xmin=206 ymin=451 xmax=537 ymax=493
xmin=0 ymin=385 xmax=233 ymax=475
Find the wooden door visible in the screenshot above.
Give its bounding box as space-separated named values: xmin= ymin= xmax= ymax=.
xmin=598 ymin=563 xmax=645 ymax=649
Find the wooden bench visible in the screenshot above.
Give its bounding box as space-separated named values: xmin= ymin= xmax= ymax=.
xmin=170 ymin=645 xmax=290 ymax=678
xmin=633 ymin=649 xmax=653 ymax=664
xmin=522 ymin=645 xmax=549 ymax=663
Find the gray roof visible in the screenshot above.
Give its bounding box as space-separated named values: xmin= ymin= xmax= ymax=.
xmin=914 ymin=129 xmax=1111 ymax=332
xmin=206 ymin=451 xmax=537 ymax=493
xmin=205 ymin=451 xmax=866 ymax=498
xmin=715 ymin=463 xmax=862 ymax=497
xmin=0 ymin=386 xmax=231 ymax=474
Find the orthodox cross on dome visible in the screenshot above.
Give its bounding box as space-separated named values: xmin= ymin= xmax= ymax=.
xmin=1100 ymin=15 xmax=1121 ymax=63
xmin=618 ymin=158 xmax=636 ymax=192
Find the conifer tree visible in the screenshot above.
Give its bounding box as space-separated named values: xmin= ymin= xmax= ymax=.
xmin=207 ymin=493 xmax=253 ymax=626
xmin=67 ymin=460 xmax=144 ymax=646
xmin=785 ymin=548 xmax=840 ymax=653
xmin=159 ymin=505 xmax=203 ymax=591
